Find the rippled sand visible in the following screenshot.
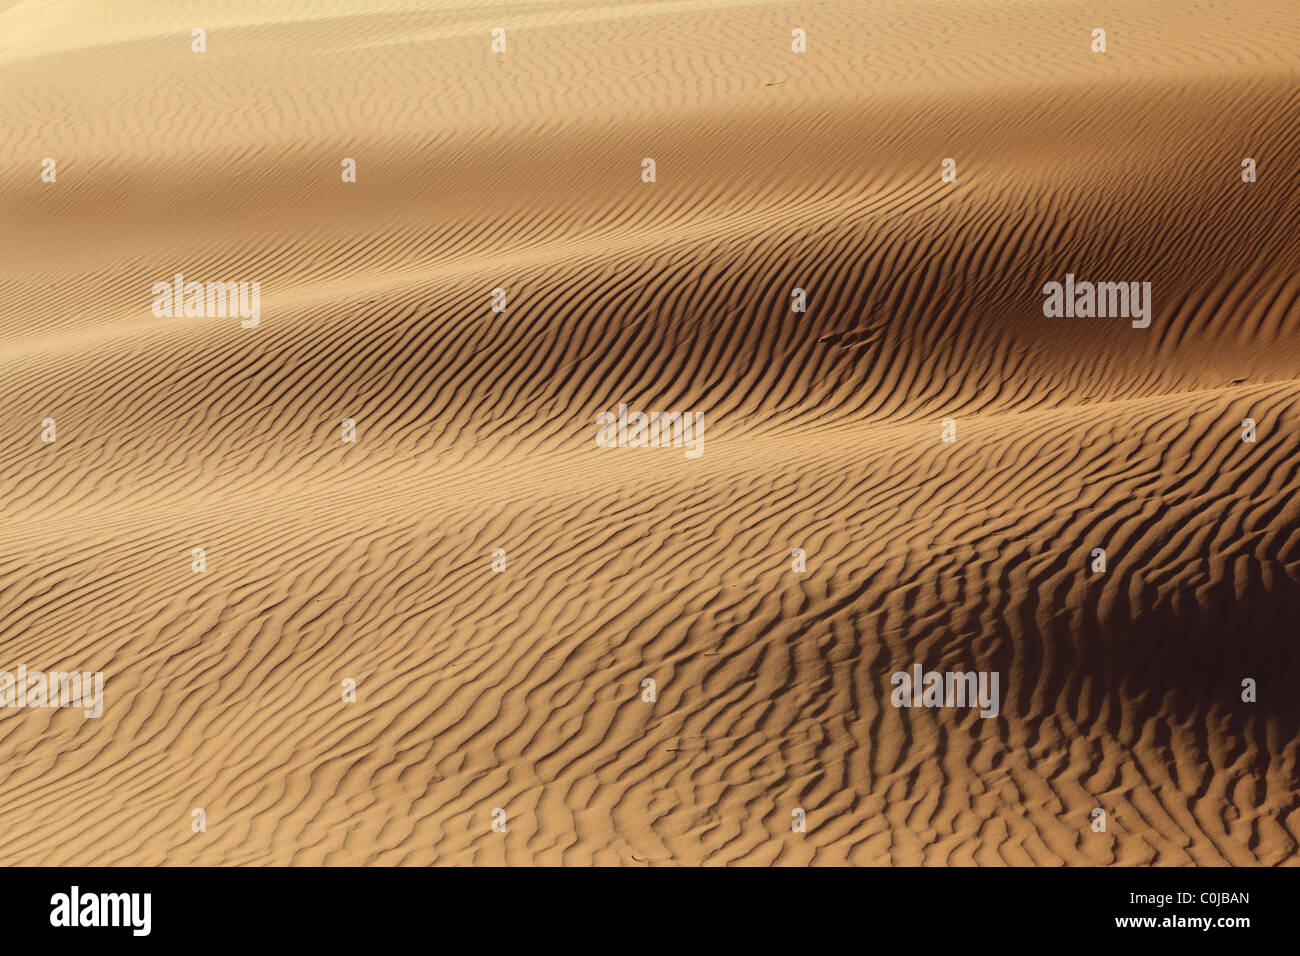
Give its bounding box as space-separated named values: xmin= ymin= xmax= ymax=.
xmin=2 ymin=0 xmax=1298 ymax=864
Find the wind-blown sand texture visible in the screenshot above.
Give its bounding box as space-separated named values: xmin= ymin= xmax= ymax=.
xmin=2 ymin=0 xmax=1299 ymax=865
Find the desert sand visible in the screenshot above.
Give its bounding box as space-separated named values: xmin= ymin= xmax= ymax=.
xmin=1 ymin=0 xmax=1299 ymax=865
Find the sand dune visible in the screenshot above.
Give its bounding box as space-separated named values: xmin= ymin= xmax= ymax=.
xmin=1 ymin=0 xmax=1298 ymax=865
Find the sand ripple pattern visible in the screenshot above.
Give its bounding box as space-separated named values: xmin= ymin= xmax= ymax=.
xmin=1 ymin=0 xmax=1298 ymax=864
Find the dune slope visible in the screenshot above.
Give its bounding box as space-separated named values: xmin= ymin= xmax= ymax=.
xmin=1 ymin=0 xmax=1299 ymax=864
